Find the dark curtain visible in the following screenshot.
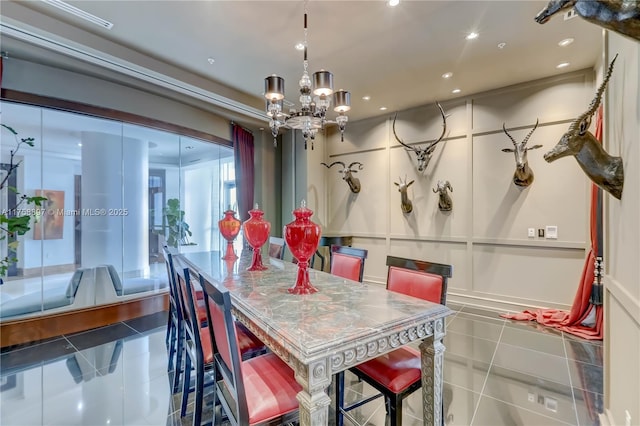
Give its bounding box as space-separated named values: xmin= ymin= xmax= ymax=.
xmin=232 ymin=124 xmax=254 ymax=224
xmin=0 ymin=56 xmax=3 ymax=88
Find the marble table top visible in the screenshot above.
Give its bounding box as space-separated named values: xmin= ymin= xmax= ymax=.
xmin=181 ymin=250 xmax=453 ymax=367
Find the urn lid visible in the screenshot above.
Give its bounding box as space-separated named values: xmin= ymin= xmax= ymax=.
xmin=292 ymin=200 xmax=313 ymax=220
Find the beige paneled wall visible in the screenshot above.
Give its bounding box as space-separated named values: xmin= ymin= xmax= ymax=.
xmin=603 ymin=34 xmax=640 ymax=426
xmin=322 ymin=70 xmax=594 ymax=312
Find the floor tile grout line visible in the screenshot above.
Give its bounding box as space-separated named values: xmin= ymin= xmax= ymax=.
xmin=479 ymin=392 xmax=577 ymax=426
xmin=61 ymin=335 xmax=101 ymax=373
xmin=122 ymin=320 xmax=143 ymax=334
xmin=562 ymin=332 xmax=581 ymax=426
xmin=470 ymin=319 xmax=506 ymax=426
xmin=497 ymin=338 xmax=570 ymax=362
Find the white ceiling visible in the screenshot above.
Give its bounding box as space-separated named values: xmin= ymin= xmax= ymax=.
xmin=1 ymin=0 xmax=603 ymax=127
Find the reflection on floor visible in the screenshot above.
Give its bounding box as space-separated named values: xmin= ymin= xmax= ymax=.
xmin=0 ymin=303 xmax=604 ymax=425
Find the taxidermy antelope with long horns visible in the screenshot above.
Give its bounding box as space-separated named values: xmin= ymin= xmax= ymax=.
xmin=535 ymin=0 xmax=640 ymax=41
xmin=501 ymin=120 xmax=543 ymax=188
xmin=544 ymin=54 xmax=623 ymax=200
xmin=432 ymin=180 xmax=454 ymax=212
xmin=394 ymin=176 xmax=415 ymax=214
xmin=321 ymin=161 xmax=363 ymax=193
xmin=393 ymin=102 xmax=447 ymax=173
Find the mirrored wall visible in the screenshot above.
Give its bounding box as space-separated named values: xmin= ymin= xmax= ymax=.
xmin=0 ymin=101 xmax=235 ymax=321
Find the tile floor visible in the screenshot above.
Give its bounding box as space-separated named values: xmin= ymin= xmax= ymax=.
xmin=0 ymin=304 xmax=603 ymax=425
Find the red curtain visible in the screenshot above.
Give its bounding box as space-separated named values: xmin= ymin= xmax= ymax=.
xmin=232 ymin=124 xmax=254 ymax=224
xmin=501 ymin=106 xmax=604 ymax=340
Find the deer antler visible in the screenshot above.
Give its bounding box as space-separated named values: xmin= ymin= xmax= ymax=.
xmin=392 ymin=113 xmax=419 ymax=153
xmin=432 ymin=101 xmax=447 ymax=147
xmin=392 ymin=102 xmax=448 ymax=151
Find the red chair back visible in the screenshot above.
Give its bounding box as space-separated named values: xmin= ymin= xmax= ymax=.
xmin=330 ymin=245 xmax=368 ymax=282
xmin=385 ymin=256 xmax=452 ymax=305
xmin=173 ymin=257 xmax=205 ymax=356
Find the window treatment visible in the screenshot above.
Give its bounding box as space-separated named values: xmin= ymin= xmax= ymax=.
xmin=232 ymin=123 xmax=254 ymax=226
xmin=501 ymin=106 xmax=604 ymax=340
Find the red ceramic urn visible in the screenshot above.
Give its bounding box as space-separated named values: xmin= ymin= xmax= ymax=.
xmin=242 ymin=204 xmax=270 ymax=271
xmin=219 ymin=209 xmax=241 ymax=261
xmin=284 ymin=200 xmax=321 ymax=294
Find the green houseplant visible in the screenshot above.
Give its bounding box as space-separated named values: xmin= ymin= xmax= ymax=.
xmin=162 ymin=198 xmax=195 ymax=248
xmin=0 ymin=124 xmax=47 ymax=278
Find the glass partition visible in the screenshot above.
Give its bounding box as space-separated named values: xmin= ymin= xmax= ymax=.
xmin=0 ymin=101 xmax=234 ymax=321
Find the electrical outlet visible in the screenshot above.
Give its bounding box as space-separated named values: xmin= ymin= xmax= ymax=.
xmin=528 ymin=228 xmax=535 ymax=238
xmin=546 ymin=225 xmax=558 ymax=239
xmin=538 ymin=228 xmax=545 ymax=238
xmin=527 ymin=392 xmax=535 ymax=403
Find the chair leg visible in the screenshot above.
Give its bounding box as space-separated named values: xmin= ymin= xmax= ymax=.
xmin=181 ymin=353 xmax=191 ymax=417
xmin=165 ymin=309 xmax=172 ymax=347
xmin=336 ymin=371 xmax=345 ymax=426
xmin=192 ymin=356 xmax=205 ymax=426
xmin=167 ymin=319 xmax=176 ymax=372
xmin=388 ymin=395 xmax=402 ymax=426
xmin=173 ymin=325 xmax=185 ymax=394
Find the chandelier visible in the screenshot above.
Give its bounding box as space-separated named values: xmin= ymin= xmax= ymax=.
xmin=264 ymin=1 xmax=350 ymax=150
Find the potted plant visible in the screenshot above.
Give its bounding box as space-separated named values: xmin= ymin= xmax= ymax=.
xmin=162 ymin=198 xmax=196 ymax=248
xmin=0 ymin=125 xmax=47 ymax=279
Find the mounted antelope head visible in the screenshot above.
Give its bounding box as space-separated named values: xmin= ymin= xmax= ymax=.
xmin=393 ymin=102 xmax=448 ymax=173
xmin=544 ymin=55 xmax=623 ymax=200
xmin=394 ymin=176 xmax=415 ymax=214
xmin=432 ymin=180 xmax=453 ymax=212
xmin=501 ymin=120 xmax=543 ymax=188
xmin=535 ymin=0 xmax=640 ymax=41
xmin=321 ymin=161 xmax=364 ymax=194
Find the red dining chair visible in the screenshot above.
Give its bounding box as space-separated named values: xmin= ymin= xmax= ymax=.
xmin=200 ymin=272 xmax=301 ymax=426
xmin=337 ymin=255 xmax=452 ymax=426
xmin=330 ymin=245 xmax=368 ymax=282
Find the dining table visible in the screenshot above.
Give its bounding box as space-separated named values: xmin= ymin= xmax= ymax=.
xmin=179 ymin=249 xmax=453 ymax=426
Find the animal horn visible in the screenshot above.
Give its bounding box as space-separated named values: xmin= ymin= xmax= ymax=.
xmin=321 ymin=161 xmax=345 ymax=169
xmin=522 ymin=119 xmax=540 ymax=146
xmin=392 ymin=112 xmax=419 ymax=153
xmin=502 ymin=123 xmax=517 ymax=146
xmin=432 ymin=186 xmax=438 ymax=193
xmin=348 ymin=161 xmax=364 ymax=170
xmin=571 ymin=54 xmax=618 ymax=132
xmin=446 ymin=181 xmax=453 ymax=192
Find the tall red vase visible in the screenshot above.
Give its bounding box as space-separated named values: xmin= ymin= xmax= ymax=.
xmin=284 ymin=200 xmax=321 ymax=294
xmin=219 ymin=209 xmax=241 ymax=260
xmin=242 ymin=205 xmax=270 ymax=271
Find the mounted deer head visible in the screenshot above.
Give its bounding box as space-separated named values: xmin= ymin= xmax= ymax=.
xmin=393 ymin=102 xmax=448 ymax=173
xmin=535 ymin=0 xmax=640 ymax=41
xmin=394 ymin=176 xmax=415 ymax=214
xmin=501 ymin=120 xmax=543 ymax=188
xmin=544 ymin=54 xmax=623 ymax=200
xmin=321 ymin=161 xmax=364 ymax=193
xmin=432 ymin=180 xmax=453 ymax=212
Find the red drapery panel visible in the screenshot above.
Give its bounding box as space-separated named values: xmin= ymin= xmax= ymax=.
xmin=232 ymin=124 xmax=254 ymax=224
xmin=501 ymin=106 xmax=604 ymax=340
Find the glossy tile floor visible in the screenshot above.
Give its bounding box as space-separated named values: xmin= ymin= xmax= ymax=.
xmin=0 ymin=303 xmax=604 ymax=425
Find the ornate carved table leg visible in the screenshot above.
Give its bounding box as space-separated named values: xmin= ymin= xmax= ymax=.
xmin=294 ymin=358 xmax=332 ymax=425
xmin=419 ymin=318 xmax=446 ymax=426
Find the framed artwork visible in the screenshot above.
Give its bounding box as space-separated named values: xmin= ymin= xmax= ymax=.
xmin=34 ymin=189 xmax=64 ymax=240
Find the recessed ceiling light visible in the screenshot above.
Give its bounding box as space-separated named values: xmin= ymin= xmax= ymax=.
xmin=558 ymin=38 xmax=574 ymax=47
xmin=452 ymin=88 xmax=461 ymax=94
xmin=497 ymin=42 xmax=507 ymax=49
xmin=388 ymin=0 xmax=400 ymax=6
xmin=77 ymin=143 xmax=82 ymax=147
xmin=295 ymin=42 xmax=305 ymax=51
xmin=556 ymin=62 xmax=570 ymax=69
xmin=379 ymin=106 xmax=388 ymax=111
xmin=442 ymin=72 xmax=453 ymax=79
xmin=362 ymin=95 xmax=371 ymax=101
xmin=207 ymin=57 xmax=215 ymax=64
xmin=465 ymin=32 xmax=479 ymax=40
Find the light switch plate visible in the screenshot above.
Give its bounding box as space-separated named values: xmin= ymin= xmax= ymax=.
xmin=528 ymin=228 xmax=535 ymax=238
xmin=546 ymin=225 xmax=558 ymax=239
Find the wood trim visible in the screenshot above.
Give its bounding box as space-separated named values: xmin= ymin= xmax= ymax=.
xmin=0 ymin=88 xmax=233 ymax=147
xmin=0 ymin=293 xmax=168 ymax=348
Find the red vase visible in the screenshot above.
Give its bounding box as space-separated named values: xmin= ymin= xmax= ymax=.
xmin=219 ymin=209 xmax=241 ymax=260
xmin=242 ymin=205 xmax=270 ymax=271
xmin=284 ymin=201 xmax=321 ymax=294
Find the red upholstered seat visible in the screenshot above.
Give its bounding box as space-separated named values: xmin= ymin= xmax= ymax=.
xmin=331 ymin=253 xmax=363 ymax=282
xmin=354 ymin=346 xmax=421 ymax=393
xmin=387 ymin=267 xmax=443 ymax=305
xmin=244 ymin=353 xmax=302 ymax=425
